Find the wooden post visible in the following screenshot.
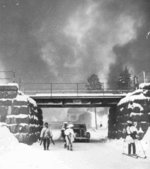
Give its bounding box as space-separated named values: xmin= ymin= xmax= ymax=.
xmin=95 ymin=107 xmax=98 ymax=129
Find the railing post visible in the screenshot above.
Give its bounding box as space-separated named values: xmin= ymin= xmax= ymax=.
xmin=77 ymin=83 xmax=78 ymax=96
xmin=102 ymin=82 xmax=104 ymax=95
xmin=50 ymin=83 xmax=52 ymax=96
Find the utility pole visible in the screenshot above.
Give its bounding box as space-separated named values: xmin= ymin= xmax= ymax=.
xmin=18 ymin=78 xmax=22 ymax=90
xmin=94 ymin=107 xmax=98 ymax=129
xmin=143 ymin=71 xmax=146 ymax=83
xmin=12 ymin=71 xmax=16 ymax=82
xmin=133 ymin=75 xmax=139 ymax=89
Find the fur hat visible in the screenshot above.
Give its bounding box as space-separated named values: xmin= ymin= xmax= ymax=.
xmin=127 ymin=120 xmax=132 ymax=124
xmin=44 ymin=122 xmax=48 ymax=126
xmin=67 ymin=124 xmax=74 ymax=128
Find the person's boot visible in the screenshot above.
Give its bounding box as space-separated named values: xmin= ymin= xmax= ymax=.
xmin=128 ymin=144 xmax=131 ymax=155
xmin=67 ymin=146 xmax=69 ymax=150
xmin=133 ymin=143 xmax=136 ymax=155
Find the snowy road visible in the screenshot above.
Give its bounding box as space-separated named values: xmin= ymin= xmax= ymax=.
xmin=0 ymin=141 xmax=149 ymax=169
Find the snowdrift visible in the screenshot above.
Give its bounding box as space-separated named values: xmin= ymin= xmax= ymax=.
xmin=0 ymin=124 xmax=18 ymax=154
xmin=142 ymin=127 xmax=150 ymax=152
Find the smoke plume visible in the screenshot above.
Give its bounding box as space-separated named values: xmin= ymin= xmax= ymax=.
xmin=0 ymin=0 xmax=149 ymax=86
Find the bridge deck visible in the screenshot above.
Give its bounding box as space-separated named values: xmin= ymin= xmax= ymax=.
xmin=28 ymin=92 xmax=127 ymax=108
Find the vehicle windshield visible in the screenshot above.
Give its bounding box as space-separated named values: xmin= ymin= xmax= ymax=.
xmin=73 ymin=124 xmax=86 ymax=129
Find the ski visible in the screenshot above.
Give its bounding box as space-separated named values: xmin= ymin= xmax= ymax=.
xmin=136 ymin=155 xmax=147 ymax=159
xmin=122 ymin=153 xmax=138 ymax=158
xmin=122 ymin=153 xmax=147 ymax=159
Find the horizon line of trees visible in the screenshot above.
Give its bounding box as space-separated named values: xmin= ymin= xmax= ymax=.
xmin=86 ymin=67 xmax=139 ymax=91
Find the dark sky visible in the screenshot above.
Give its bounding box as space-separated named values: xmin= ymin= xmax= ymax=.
xmin=0 ymin=0 xmax=150 ymax=86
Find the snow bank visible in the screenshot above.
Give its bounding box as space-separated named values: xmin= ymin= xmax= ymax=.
xmin=88 ymin=128 xmax=108 ymax=140
xmin=118 ymin=83 xmax=150 ymax=106
xmin=118 ymin=93 xmax=148 ymax=106
xmin=139 ymin=83 xmax=150 ymax=90
xmin=0 ymin=83 xmax=19 ymax=88
xmin=0 ymin=123 xmax=18 ymax=154
xmin=15 ymin=93 xmax=37 ymax=107
xmin=142 ymin=127 xmax=150 ymax=151
xmin=28 ymin=97 xmax=37 ymax=107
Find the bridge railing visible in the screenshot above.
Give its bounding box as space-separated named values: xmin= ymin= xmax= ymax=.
xmin=20 ymin=82 xmax=132 ymax=96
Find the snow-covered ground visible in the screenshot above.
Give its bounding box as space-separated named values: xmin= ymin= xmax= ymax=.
xmin=0 ymin=124 xmax=150 ymax=169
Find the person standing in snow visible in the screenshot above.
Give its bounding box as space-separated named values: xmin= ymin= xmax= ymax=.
xmin=64 ymin=124 xmax=75 ymax=151
xmin=61 ymin=122 xmax=68 ymax=148
xmin=126 ymin=120 xmax=138 ymax=155
xmin=40 ymin=122 xmax=53 ymax=150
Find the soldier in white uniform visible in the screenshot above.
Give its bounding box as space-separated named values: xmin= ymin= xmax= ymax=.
xmin=40 ymin=122 xmax=53 ymax=150
xmin=64 ymin=124 xmax=75 ymax=151
xmin=61 ymin=122 xmax=68 ymax=148
xmin=126 ymin=121 xmax=138 ymax=155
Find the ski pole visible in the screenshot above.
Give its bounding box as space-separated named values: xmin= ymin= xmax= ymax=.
xmin=122 ymin=138 xmax=126 ymax=154
xmin=122 ymin=126 xmax=127 ymax=154
xmin=138 ymin=140 xmax=147 ymax=158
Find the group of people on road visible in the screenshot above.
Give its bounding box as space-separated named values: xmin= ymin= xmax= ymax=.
xmin=40 ymin=122 xmax=75 ymax=151
xmin=40 ymin=120 xmax=140 ymax=155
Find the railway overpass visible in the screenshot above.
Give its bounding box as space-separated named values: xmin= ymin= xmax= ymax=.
xmin=22 ymin=82 xmax=130 ymax=107
xmin=3 ymin=82 xmax=131 ymax=139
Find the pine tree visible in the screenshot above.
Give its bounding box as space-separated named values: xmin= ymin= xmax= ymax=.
xmin=86 ymin=74 xmax=103 ymax=90
xmin=117 ymin=67 xmax=131 ymax=90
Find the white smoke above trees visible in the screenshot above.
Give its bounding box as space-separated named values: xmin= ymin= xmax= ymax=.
xmin=38 ymin=0 xmax=142 ymax=84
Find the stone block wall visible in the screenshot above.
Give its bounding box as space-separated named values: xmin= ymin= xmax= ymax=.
xmin=114 ymin=83 xmax=150 ymax=139
xmin=0 ymin=83 xmax=43 ymax=144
